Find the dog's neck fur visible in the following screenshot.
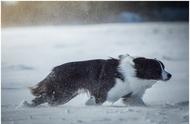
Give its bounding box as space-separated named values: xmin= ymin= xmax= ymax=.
xmin=118 ymin=56 xmax=157 ymax=98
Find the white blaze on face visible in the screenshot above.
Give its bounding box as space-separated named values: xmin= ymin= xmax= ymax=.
xmin=157 ymin=60 xmax=169 ymax=80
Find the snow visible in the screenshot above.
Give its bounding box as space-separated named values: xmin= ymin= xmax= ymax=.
xmin=2 ymin=22 xmax=189 ymax=124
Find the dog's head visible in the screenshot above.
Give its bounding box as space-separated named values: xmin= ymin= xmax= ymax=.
xmin=119 ymin=54 xmax=172 ymax=81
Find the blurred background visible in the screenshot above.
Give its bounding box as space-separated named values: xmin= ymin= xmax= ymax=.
xmin=2 ymin=1 xmax=189 ymax=27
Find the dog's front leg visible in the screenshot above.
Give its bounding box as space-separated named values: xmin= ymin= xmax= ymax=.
xmin=85 ymin=96 xmax=96 ymax=105
xmin=122 ymin=95 xmax=146 ymax=106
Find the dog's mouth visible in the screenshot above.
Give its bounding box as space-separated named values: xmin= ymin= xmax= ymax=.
xmin=162 ymin=78 xmax=171 ymax=81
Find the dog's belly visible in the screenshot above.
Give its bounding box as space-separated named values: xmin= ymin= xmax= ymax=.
xmin=106 ymin=78 xmax=131 ymax=102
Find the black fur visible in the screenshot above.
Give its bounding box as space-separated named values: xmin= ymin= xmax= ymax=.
xmin=133 ymin=58 xmax=165 ymax=80
xmin=30 ymin=58 xmax=123 ymax=106
xmin=29 ymin=56 xmax=171 ymax=107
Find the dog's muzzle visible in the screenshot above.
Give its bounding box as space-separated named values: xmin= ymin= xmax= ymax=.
xmin=162 ymin=70 xmax=172 ymax=81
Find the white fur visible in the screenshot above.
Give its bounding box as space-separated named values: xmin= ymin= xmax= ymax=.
xmin=162 ymin=70 xmax=169 ymax=80
xmin=107 ymin=54 xmax=157 ymax=103
xmin=157 ymin=60 xmax=169 ymax=80
xmin=107 ymin=78 xmax=131 ymax=102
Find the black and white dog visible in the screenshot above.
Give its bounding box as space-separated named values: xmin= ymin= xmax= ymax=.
xmin=27 ymin=54 xmax=171 ymax=107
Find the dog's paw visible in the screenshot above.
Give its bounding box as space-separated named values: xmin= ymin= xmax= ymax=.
xmin=122 ymin=97 xmax=147 ymax=107
xmin=85 ymin=96 xmax=96 ymax=105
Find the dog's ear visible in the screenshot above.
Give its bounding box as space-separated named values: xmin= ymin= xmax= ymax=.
xmin=133 ymin=57 xmax=146 ymax=68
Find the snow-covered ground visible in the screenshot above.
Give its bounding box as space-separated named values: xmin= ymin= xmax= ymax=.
xmin=2 ymin=22 xmax=189 ymax=124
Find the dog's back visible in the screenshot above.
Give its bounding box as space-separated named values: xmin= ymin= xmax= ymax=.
xmin=29 ymin=59 xmax=119 ymax=106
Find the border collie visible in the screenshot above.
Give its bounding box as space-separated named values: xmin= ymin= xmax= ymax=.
xmin=26 ymin=54 xmax=171 ymax=107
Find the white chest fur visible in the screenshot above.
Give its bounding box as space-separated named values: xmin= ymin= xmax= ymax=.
xmin=106 ymin=55 xmax=157 ymax=103
xmin=128 ymin=77 xmax=156 ymax=97
xmin=106 ymin=77 xmax=156 ymax=103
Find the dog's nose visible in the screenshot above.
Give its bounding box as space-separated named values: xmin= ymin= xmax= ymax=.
xmin=167 ymin=73 xmax=172 ymax=79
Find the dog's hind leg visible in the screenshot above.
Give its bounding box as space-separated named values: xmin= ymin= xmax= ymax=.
xmin=122 ymin=94 xmax=146 ymax=106
xmin=47 ymin=90 xmax=78 ymax=106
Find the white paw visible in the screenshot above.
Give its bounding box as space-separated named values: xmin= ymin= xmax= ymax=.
xmin=102 ymin=101 xmax=113 ymax=106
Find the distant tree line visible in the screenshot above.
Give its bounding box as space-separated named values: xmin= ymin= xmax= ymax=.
xmin=2 ymin=1 xmax=189 ymax=27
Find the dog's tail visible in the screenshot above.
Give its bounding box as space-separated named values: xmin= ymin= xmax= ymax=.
xmin=29 ymin=71 xmax=56 ymax=96
xmin=29 ymin=80 xmax=47 ymax=96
